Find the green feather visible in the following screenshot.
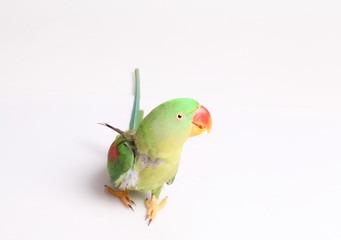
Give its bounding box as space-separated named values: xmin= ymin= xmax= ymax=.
xmin=107 ymin=141 xmax=134 ymax=184
xmin=129 ymin=69 xmax=141 ymax=130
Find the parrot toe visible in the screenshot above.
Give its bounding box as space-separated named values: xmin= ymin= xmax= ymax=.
xmin=145 ymin=195 xmax=167 ymax=225
xmin=105 ymin=185 xmax=135 ymax=211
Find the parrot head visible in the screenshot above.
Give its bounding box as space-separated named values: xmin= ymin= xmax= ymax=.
xmin=136 ymin=98 xmax=212 ymax=153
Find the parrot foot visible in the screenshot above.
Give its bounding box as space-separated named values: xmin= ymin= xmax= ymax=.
xmin=145 ymin=195 xmax=167 ymax=225
xmin=104 ymin=185 xmax=135 ymax=211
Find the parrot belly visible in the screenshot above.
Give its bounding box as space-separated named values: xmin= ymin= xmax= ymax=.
xmin=134 ymin=158 xmax=179 ymax=191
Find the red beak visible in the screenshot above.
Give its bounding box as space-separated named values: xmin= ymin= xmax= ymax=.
xmin=190 ymin=105 xmax=212 ymax=137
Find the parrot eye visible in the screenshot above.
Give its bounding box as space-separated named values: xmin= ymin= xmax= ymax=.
xmin=175 ymin=113 xmax=185 ymax=121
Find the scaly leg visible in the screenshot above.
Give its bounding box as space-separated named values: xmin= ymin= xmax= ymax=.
xmin=104 ymin=185 xmax=135 ymax=211
xmin=145 ymin=195 xmax=167 ymax=225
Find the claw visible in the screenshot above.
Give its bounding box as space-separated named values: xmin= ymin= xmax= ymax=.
xmin=105 ymin=185 xmax=135 ymax=210
xmin=145 ymin=195 xmax=167 ymax=225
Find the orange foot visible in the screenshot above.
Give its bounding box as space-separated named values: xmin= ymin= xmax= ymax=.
xmin=145 ymin=195 xmax=167 ymax=225
xmin=104 ymin=185 xmax=135 ymax=211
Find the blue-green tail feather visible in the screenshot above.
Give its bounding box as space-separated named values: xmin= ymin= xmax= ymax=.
xmin=129 ymin=69 xmax=143 ymax=130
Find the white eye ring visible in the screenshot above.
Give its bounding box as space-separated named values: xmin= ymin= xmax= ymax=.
xmin=175 ymin=113 xmax=185 ymax=121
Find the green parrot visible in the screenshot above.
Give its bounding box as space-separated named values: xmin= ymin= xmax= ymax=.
xmin=101 ymin=69 xmax=212 ymax=224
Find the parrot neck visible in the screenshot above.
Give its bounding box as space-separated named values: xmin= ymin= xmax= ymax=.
xmin=134 ymin=129 xmax=187 ymax=160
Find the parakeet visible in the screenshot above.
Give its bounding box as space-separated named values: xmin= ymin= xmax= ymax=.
xmin=101 ymin=69 xmax=212 ymax=224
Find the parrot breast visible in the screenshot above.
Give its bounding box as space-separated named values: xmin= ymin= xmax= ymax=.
xmin=118 ymin=169 xmax=139 ymax=189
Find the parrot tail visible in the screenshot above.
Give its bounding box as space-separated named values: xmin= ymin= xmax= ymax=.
xmin=129 ymin=68 xmax=143 ymax=130
xmin=98 ymin=123 xmax=124 ymax=134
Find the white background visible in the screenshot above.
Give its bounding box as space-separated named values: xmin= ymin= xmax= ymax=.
xmin=1 ymin=1 xmax=341 ymax=239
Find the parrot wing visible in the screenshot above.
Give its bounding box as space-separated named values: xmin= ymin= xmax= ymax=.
xmin=107 ymin=141 xmax=135 ymax=183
